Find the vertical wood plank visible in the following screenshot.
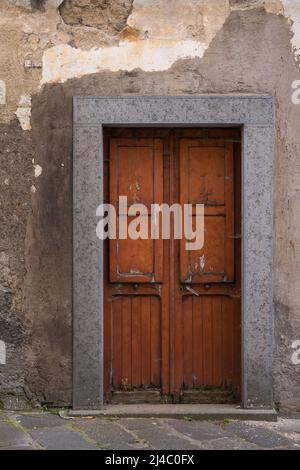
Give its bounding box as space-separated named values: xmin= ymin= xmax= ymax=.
xmin=121 ymin=297 xmax=132 ymax=387
xmin=192 ymin=296 xmax=204 ymax=387
xmin=221 ymin=297 xmax=233 ymax=387
xmin=212 ymin=297 xmax=223 ymax=386
xmin=154 ymin=139 xmax=164 ymax=282
xmin=112 ymin=298 xmax=122 ymax=388
xmin=141 ymin=297 xmax=151 ymax=385
xmin=202 ymin=296 xmax=213 ymax=386
xmin=131 ymin=296 xmax=141 ymax=386
xmin=183 ymin=296 xmax=193 ymax=387
xmin=103 ymin=297 xmax=111 ymax=396
xmin=150 ymin=297 xmax=161 ymax=386
xmin=179 ymin=139 xmax=190 ymax=283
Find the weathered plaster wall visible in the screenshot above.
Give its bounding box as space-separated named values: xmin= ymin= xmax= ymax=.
xmin=0 ymin=0 xmax=299 ymax=410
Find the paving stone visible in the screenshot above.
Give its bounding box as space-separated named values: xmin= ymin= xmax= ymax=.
xmin=1 ymin=445 xmax=37 ymax=450
xmin=276 ymin=419 xmax=300 ymax=434
xmin=280 ymin=444 xmax=300 ymax=450
xmin=0 ymin=422 xmax=30 ymax=447
xmin=16 ymin=413 xmax=64 ymax=430
xmin=0 ymin=413 xmax=13 ymax=422
xmin=223 ymin=421 xmax=293 ymax=448
xmin=1 ymin=411 xmax=300 ymax=451
xmin=119 ymin=417 xmax=161 ymax=432
xmin=133 ymin=427 xmax=201 ymax=450
xmin=201 ymin=437 xmax=260 ymax=450
xmin=72 ymin=418 xmax=144 ymax=450
xmin=118 ymin=418 xmax=201 ymax=450
xmin=27 ymin=426 xmax=98 ymax=450
xmin=165 ymin=419 xmax=227 ymax=441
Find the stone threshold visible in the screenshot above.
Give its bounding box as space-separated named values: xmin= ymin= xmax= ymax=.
xmin=69 ymin=404 xmax=277 ymax=422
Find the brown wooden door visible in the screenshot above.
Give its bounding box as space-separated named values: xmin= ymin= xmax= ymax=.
xmin=103 ymin=128 xmax=241 ymax=404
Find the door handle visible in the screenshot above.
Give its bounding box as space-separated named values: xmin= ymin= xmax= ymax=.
xmin=184 ymin=285 xmax=200 ymax=296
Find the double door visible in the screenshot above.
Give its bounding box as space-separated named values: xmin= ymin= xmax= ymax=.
xmin=103 ymin=128 xmax=241 ymax=403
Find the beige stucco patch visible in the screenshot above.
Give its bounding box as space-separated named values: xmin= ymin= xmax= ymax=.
xmin=41 ymin=40 xmax=206 ymax=82
xmin=41 ymin=0 xmax=300 ymax=84
xmin=282 ymin=0 xmax=300 ymax=62
xmin=42 ymin=0 xmax=230 ymax=82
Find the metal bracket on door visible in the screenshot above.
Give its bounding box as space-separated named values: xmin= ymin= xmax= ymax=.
xmin=184 ymin=285 xmax=200 ymax=296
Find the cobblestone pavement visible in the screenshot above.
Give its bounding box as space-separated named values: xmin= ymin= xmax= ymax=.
xmin=0 ymin=411 xmax=299 ymax=450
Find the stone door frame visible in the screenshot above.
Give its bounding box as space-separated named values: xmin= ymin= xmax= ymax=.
xmin=73 ymin=95 xmax=274 ymax=410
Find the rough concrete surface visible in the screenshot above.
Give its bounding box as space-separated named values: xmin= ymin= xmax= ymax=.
xmin=0 ymin=0 xmax=299 ymax=410
xmin=0 ymin=411 xmax=299 ymax=450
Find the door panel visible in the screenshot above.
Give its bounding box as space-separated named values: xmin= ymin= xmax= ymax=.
xmin=109 ymin=138 xmax=163 ymax=283
xmin=179 ymin=140 xmax=234 ymax=284
xmin=110 ymin=296 xmax=161 ymax=389
xmin=109 ymin=138 xmax=163 ymax=208
xmin=178 ymin=295 xmax=241 ymax=388
xmin=104 ymin=128 xmax=241 ymax=403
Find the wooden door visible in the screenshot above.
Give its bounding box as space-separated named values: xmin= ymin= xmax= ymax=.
xmin=103 ymin=128 xmax=241 ymax=404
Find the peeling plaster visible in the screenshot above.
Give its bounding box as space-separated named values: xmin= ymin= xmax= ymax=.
xmin=0 ymin=80 xmax=6 ymax=105
xmin=59 ymin=0 xmax=133 ymax=36
xmin=127 ymin=0 xmax=229 ymax=41
xmin=40 ymin=0 xmax=300 ymax=85
xmin=0 ymin=0 xmax=298 ymax=126
xmin=34 ymin=164 xmax=42 ymax=178
xmin=282 ymin=0 xmax=300 ymax=63
xmin=41 ymin=0 xmax=230 ymax=82
xmin=229 ymin=0 xmax=282 ymax=14
xmin=15 ymin=94 xmax=31 ymax=130
xmin=41 ymin=0 xmax=229 ymax=82
xmin=291 ymin=339 xmax=300 ymax=365
xmin=0 ymin=340 xmax=6 ymax=365
xmin=42 ymin=40 xmax=205 ymax=83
